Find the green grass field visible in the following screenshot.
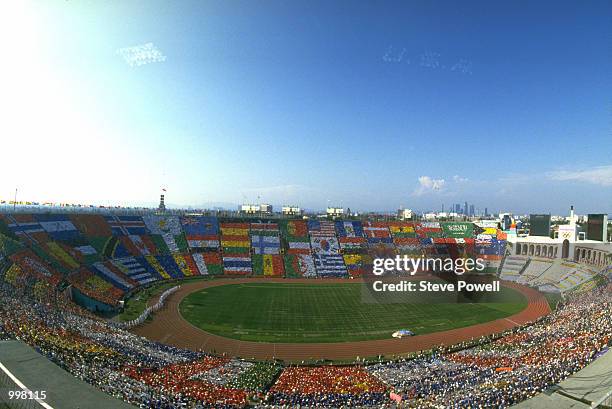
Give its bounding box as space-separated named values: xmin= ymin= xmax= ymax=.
xmin=179 ymin=282 xmax=528 ymax=343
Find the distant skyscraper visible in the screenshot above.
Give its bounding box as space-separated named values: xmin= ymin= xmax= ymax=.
xmin=469 ymin=205 xmax=475 ymax=216
xmin=464 ymin=201 xmax=468 ymax=215
xmin=484 ymin=207 xmax=488 ymax=217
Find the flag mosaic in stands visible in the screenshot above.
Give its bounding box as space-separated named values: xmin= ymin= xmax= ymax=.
xmin=388 ymin=222 xmax=417 ymax=238
xmin=112 ymin=256 xmax=158 ymax=285
xmin=475 ymin=236 xmax=506 ymax=257
xmin=173 ymin=253 xmax=197 ymax=277
xmin=68 ymin=267 xmax=125 ymax=306
xmin=197 ymin=252 xmax=224 ymax=275
xmin=143 ymin=255 xmax=171 ymax=280
xmin=343 ymin=253 xmax=372 ymax=277
xmin=180 ymin=216 xmax=220 ymax=250
xmin=2 ymin=213 xmax=51 ymax=244
xmin=143 ymin=215 xmax=184 ymax=253
xmin=190 ymin=252 xmax=210 ymax=275
xmin=362 ymin=222 xmax=391 ymax=238
xmin=310 ymin=236 xmax=341 ymax=254
xmin=336 ymin=220 xmax=367 ymax=251
xmin=393 ymin=237 xmax=422 ymax=255
xmin=70 ymin=214 xmax=114 ymax=237
xmin=9 ymin=249 xmax=62 ymax=286
xmin=335 ymin=220 xmax=365 ymax=238
xmin=307 ymin=220 xmax=337 ymax=238
xmin=280 ymin=219 xmax=310 ymax=254
xmin=442 ymin=222 xmax=474 ymax=239
xmin=220 ymin=222 xmax=252 ymax=275
xmin=416 ymin=222 xmax=444 ymax=238
xmin=148 ymin=234 xmax=172 ymax=255
xmin=28 ymin=242 xmax=69 ymax=274
xmin=115 ymin=235 xmax=143 ymax=258
xmin=142 ymin=215 xmax=183 ymax=235
xmin=280 ymin=219 xmax=309 ymax=240
xmin=105 ymin=215 xmax=147 ymax=236
xmin=252 ymin=254 xmax=284 ymax=276
xmin=220 ymin=222 xmax=250 ymax=254
xmin=34 ymin=213 xmax=82 ymax=242
xmin=433 ymin=238 xmax=451 ymax=256
xmin=251 ymin=234 xmax=282 ymax=254
xmin=0 ymin=232 xmax=24 ymax=257
xmin=284 ymin=253 xmax=317 ymax=277
xmin=161 ymin=232 xmax=180 ymax=253
xmin=308 ymin=220 xmax=340 ymax=255
xmin=222 ymin=255 xmax=252 ymax=275
xmin=447 ymin=238 xmax=475 ymax=259
xmin=43 ymin=241 xmax=80 ymax=270
xmin=125 ymin=235 xmax=152 ymax=256
xmin=419 ymin=238 xmax=436 ymax=255
xmin=91 ymin=235 xmax=133 ymax=259
xmin=91 ymin=261 xmax=137 ymax=291
xmin=366 ymin=236 xmax=394 ymax=245
xmin=250 ymin=222 xmax=281 ymax=255
xmin=155 ymin=254 xmax=184 ymax=279
xmin=313 ymin=253 xmax=348 ymax=277
xmin=0 ymin=211 xmax=515 ymax=308
xmin=286 ymin=240 xmax=311 ymax=254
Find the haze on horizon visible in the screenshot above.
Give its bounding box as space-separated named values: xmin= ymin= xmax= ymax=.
xmin=1 ymin=1 xmax=611 ymax=215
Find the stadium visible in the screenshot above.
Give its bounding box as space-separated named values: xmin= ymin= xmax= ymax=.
xmin=0 ymin=210 xmax=610 ymax=408
xmin=2 ymin=1 xmax=612 ymax=408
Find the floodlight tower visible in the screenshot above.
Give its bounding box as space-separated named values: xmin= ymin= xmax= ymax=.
xmin=158 ymin=188 xmax=167 ymax=214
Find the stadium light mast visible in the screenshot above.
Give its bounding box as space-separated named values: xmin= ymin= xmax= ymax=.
xmin=158 ymin=187 xmax=167 ymax=214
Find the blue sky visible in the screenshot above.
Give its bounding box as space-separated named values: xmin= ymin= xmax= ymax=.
xmin=1 ymin=1 xmax=611 ymax=214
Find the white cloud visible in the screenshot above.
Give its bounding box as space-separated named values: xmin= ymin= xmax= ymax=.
xmin=453 ymin=175 xmax=469 ymax=183
xmin=413 ymin=176 xmax=445 ymax=196
xmin=117 ymin=43 xmax=166 ymax=67
xmin=547 ymin=165 xmax=612 ymax=187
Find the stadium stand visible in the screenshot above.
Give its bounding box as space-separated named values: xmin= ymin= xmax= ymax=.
xmin=335 ymin=220 xmax=367 ymax=252
xmin=0 ymin=212 xmax=610 ymax=408
xmin=279 ymin=219 xmax=311 ymax=255
xmin=1 ymin=213 xmax=52 ymax=244
xmin=105 ymin=215 xmax=148 ymax=236
xmin=308 ymin=220 xmax=341 ymax=255
xmin=343 ymin=253 xmax=372 ymax=278
xmin=283 ymin=254 xmax=316 ymax=278
xmin=313 ymin=253 xmax=348 ymax=277
xmin=180 ymin=215 xmax=220 ymax=251
xmin=499 ymin=255 xmax=530 ymax=281
xmin=252 ymin=254 xmax=284 ymax=276
xmin=220 ymin=222 xmax=251 ymax=275
xmin=112 ymin=256 xmax=159 ymax=285
xmin=388 ymin=221 xmax=417 ymax=238
xmin=362 ymin=221 xmax=393 ymax=246
xmin=415 ymin=221 xmax=444 ymax=238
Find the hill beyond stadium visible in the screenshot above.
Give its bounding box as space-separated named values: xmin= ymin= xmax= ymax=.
xmin=0 ymin=210 xmax=610 ymax=408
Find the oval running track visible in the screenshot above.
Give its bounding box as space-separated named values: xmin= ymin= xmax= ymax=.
xmin=131 ymin=278 xmax=550 ymax=361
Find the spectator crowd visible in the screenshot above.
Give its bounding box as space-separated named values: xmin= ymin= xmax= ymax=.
xmin=0 ymin=275 xmax=610 ymax=408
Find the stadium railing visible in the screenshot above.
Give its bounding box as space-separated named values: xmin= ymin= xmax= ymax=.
xmin=117 ymin=285 xmax=180 ymax=329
